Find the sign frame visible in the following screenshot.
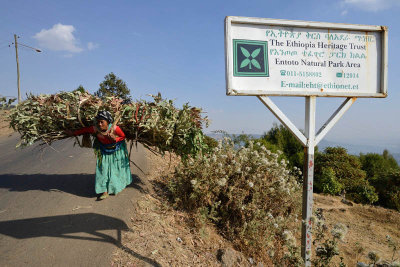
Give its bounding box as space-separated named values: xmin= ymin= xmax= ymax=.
xmin=224 ymin=16 xmax=389 ymax=266
xmin=225 ymin=16 xmax=388 ymax=98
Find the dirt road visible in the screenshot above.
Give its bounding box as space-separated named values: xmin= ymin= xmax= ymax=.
xmin=0 ymin=134 xmax=155 ymax=266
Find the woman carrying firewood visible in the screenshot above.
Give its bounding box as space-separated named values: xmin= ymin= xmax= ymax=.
xmin=67 ymin=111 xmax=132 ymax=200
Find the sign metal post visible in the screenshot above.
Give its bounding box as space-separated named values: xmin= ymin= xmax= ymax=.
xmin=225 ymin=16 xmax=388 ymax=265
xmin=257 ymin=96 xmax=358 ymax=265
xmin=302 ymin=96 xmax=316 ymax=263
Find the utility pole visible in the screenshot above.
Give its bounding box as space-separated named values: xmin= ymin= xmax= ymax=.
xmin=14 ymin=34 xmax=21 ymax=104
xmin=12 ymin=35 xmax=41 ymax=104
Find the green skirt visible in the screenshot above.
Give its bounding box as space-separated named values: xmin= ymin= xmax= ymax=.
xmin=95 ymin=140 xmax=132 ymax=195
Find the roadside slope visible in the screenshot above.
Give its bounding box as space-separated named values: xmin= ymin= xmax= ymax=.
xmin=314 ymin=194 xmax=400 ymax=266
xmin=113 ymin=151 xmax=400 ymax=266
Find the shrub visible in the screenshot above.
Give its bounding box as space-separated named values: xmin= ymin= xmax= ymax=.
xmin=372 ymin=170 xmax=400 ymax=211
xmin=360 ymin=150 xmax=399 ymax=181
xmin=312 ymin=209 xmax=347 ymax=267
xmin=203 ymin=135 xmax=218 ymax=150
xmin=389 ymin=190 xmax=400 ymax=211
xmin=261 ymin=124 xmax=304 ymax=172
xmin=0 ymin=96 xmax=16 ymax=109
xmin=167 ymin=138 xmax=302 ymax=264
xmin=315 ymin=147 xmax=378 ymax=204
xmin=314 ymin=167 xmax=343 ymax=195
xmin=348 ymin=183 xmax=379 ymax=204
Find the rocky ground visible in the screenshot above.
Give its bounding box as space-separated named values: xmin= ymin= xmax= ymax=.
xmin=314 ymin=194 xmax=400 ymax=266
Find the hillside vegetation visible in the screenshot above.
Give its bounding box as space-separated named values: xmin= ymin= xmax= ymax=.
xmin=3 ymin=106 xmax=399 ymax=266
xmin=249 ymin=124 xmax=400 ymax=212
xmin=112 ymin=151 xmax=400 ymax=266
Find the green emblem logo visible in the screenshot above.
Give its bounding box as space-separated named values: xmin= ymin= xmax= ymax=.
xmin=233 ymin=39 xmax=269 ymax=77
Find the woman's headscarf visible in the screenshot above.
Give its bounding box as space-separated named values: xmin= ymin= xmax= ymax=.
xmin=96 ymin=110 xmax=114 ymax=124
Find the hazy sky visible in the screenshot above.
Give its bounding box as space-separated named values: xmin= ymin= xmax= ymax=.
xmin=0 ymin=0 xmax=399 ymax=148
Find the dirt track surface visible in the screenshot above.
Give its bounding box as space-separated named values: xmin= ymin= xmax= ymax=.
xmin=0 ymin=134 xmax=152 ymax=267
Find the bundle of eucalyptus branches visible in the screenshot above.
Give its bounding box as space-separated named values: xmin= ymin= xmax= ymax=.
xmin=9 ymin=90 xmax=209 ymax=158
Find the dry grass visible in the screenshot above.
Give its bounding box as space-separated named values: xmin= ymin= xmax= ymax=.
xmin=111 ymin=194 xmax=226 ymax=266
xmin=314 ymin=194 xmax=400 ymax=265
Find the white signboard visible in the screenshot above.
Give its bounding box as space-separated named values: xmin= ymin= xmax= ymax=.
xmin=225 ymin=16 xmax=388 ymax=97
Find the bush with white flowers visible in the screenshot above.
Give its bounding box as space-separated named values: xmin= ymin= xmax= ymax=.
xmin=167 ymin=137 xmax=302 ymax=262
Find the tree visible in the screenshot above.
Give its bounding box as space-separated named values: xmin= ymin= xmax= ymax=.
xmin=360 ymin=150 xmax=400 ymax=210
xmin=74 ymin=85 xmax=86 ymax=93
xmin=360 ymin=150 xmax=399 ymax=181
xmin=314 ymin=167 xmax=343 ymax=195
xmin=261 ymin=124 xmax=304 ymax=171
xmin=94 ymin=72 xmax=131 ymax=100
xmin=314 ymin=147 xmax=378 ymax=204
xmin=203 ymin=135 xmax=218 ymax=151
xmin=0 ymin=96 xmax=16 ymax=109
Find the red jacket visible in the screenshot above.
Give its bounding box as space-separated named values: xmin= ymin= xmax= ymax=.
xmin=73 ymin=125 xmax=125 ymax=144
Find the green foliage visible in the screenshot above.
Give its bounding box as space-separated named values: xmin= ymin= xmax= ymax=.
xmin=261 ymin=124 xmax=304 ymax=173
xmin=9 ymin=90 xmax=209 ymax=159
xmin=315 ymin=147 xmax=364 ymax=189
xmin=347 ymin=184 xmax=379 ymax=204
xmin=0 ymin=96 xmax=16 ymax=109
xmin=314 ymin=167 xmax=343 ymax=195
xmin=359 ymin=150 xmax=400 ymax=210
xmin=207 ymin=127 xmax=399 ymax=210
xmin=228 ymin=125 xmax=398 ymax=210
xmin=253 ymin=137 xmax=280 ymax=154
xmin=360 ymin=150 xmax=399 ymax=181
xmin=313 ymin=146 xmax=400 ymax=208
xmin=315 ymin=147 xmax=378 ymax=204
xmin=371 ymin=170 xmax=400 ymax=211
xmin=390 ymin=189 xmax=400 ymax=211
xmin=73 ymin=85 xmax=86 ymax=94
xmin=230 ymin=133 xmax=251 ymax=147
xmin=167 ymin=138 xmax=302 ymax=264
xmin=94 ymin=72 xmax=131 ymax=100
xmin=203 ymin=135 xmax=218 ymax=151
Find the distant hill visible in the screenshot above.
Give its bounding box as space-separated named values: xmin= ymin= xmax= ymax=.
xmin=206 ymin=132 xmax=262 ymax=140
xmin=318 ymin=140 xmax=400 ymax=164
xmin=318 ymin=139 xmax=398 ymax=154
